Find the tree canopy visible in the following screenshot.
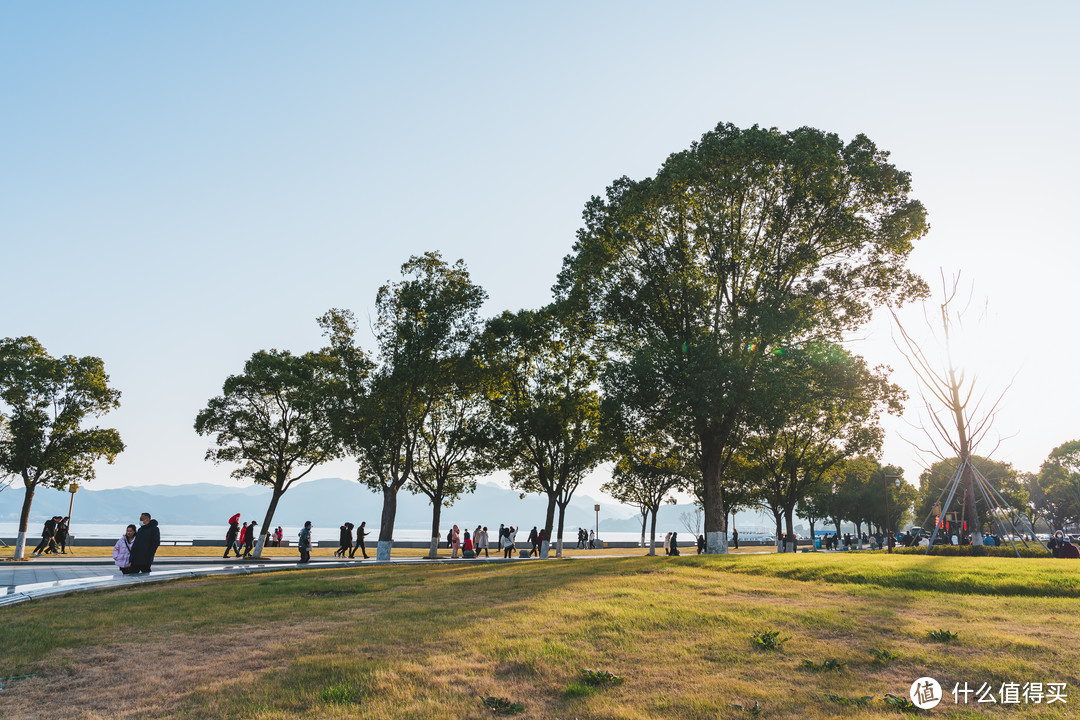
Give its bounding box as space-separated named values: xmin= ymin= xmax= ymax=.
xmin=0 ymin=336 xmax=124 ymax=559
xmin=321 ymin=252 xmax=487 ymax=559
xmin=558 ymin=122 xmax=928 ymax=551
xmin=194 ymin=348 xmax=339 ymax=557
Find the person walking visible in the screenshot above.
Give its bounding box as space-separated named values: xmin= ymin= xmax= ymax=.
xmin=224 ymin=514 xmax=242 ymax=558
xmin=696 ymin=534 xmax=705 ymax=554
xmin=350 ymin=521 xmax=370 ymax=559
xmin=732 ymin=528 xmax=739 ymax=549
xmin=501 ymin=526 xmax=513 ymax=558
xmin=669 ymin=531 xmax=680 ymax=556
xmin=588 ymin=529 xmax=596 ymax=550
xmin=335 ymin=523 xmax=353 ymax=557
xmin=32 ymin=516 xmax=59 ymax=555
xmin=128 ymin=512 xmax=160 ymax=574
xmin=242 ymin=521 xmax=258 ymax=558
xmin=477 ymin=526 xmax=489 ymax=557
xmin=113 ymin=524 xmax=137 ymax=574
xmin=54 ymin=517 xmax=70 ymax=553
xmin=537 ymin=527 xmax=546 ymax=556
xmin=664 ymin=532 xmax=671 ymax=555
xmin=298 ymin=521 xmax=312 ymax=563
xmin=528 ymin=526 xmax=539 ymax=557
xmin=451 ymin=524 xmax=461 ymax=558
xmin=274 ymin=527 xmax=283 ymax=547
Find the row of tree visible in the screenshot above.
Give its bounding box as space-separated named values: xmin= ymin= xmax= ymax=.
xmin=3 ymin=122 xmax=949 ymax=559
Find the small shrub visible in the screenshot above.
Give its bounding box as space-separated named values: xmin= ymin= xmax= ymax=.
xmin=802 ymin=658 xmax=845 ymax=672
xmin=579 ymin=669 xmax=625 ymax=687
xmin=730 ymin=701 xmax=762 ymax=715
xmin=320 ymin=684 xmax=361 ymax=705
xmin=927 ymin=629 xmax=958 ymax=643
xmin=751 ymin=630 xmax=789 ymax=652
xmin=870 ymin=648 xmax=899 ymax=663
xmin=825 ymin=694 xmax=873 ymax=706
xmin=480 ymin=696 xmax=525 ymax=714
xmin=882 ymin=693 xmax=921 ymax=712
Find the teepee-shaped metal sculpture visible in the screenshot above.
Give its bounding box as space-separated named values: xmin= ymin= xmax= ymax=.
xmin=891 ymin=273 xmax=1040 ymax=556
xmin=918 ymin=458 xmax=1046 ymax=556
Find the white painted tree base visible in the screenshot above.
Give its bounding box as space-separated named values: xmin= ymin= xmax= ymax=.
xmin=706 ymin=531 xmax=728 ymax=554
xmin=376 ymin=540 xmax=392 ymax=561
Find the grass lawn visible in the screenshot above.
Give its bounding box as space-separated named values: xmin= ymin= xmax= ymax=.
xmin=2 ymin=553 xmax=1077 ymax=719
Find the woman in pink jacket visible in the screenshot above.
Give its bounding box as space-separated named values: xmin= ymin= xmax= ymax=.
xmin=113 ymin=524 xmax=137 ymax=574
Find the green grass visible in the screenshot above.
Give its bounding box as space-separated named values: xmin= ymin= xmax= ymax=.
xmin=1 ymin=553 xmax=1078 ymax=719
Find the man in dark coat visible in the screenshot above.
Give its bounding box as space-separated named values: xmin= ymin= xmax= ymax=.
xmin=32 ymin=516 xmax=59 ymax=555
xmin=350 ymin=521 xmax=369 ymax=559
xmin=128 ymin=512 xmax=160 ymax=573
xmin=224 ymin=515 xmax=241 ymax=558
xmin=528 ymin=526 xmax=539 ymax=556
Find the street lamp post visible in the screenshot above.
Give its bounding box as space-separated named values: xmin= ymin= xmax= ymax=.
xmin=67 ymin=483 xmax=79 ymax=554
xmin=594 ymin=504 xmax=600 ymax=549
xmin=883 ymin=475 xmax=900 ymax=553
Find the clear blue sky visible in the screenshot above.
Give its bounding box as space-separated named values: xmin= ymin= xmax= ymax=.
xmin=2 ymin=2 xmax=1078 ymax=494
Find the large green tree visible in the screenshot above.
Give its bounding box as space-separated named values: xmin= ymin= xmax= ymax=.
xmin=0 ymin=337 xmax=124 ymax=559
xmin=409 ymin=352 xmax=494 ymax=558
xmin=557 ymin=122 xmax=928 ymax=553
xmin=321 ymin=253 xmax=486 ymax=560
xmin=195 ymin=349 xmax=340 ymax=558
xmin=482 ymin=304 xmax=611 ymax=557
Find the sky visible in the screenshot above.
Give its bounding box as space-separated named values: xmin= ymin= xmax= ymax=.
xmin=2 ymin=2 xmax=1078 ymax=500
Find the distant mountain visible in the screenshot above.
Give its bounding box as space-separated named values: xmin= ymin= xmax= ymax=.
xmin=0 ymin=478 xmax=782 ymax=536
xmin=0 ymin=478 xmax=675 ymax=531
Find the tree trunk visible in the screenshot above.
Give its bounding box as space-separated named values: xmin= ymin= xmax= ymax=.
xmin=775 ymin=513 xmax=783 ymax=552
xmin=252 ymin=486 xmax=284 ymax=559
xmin=15 ymin=481 xmax=36 ymax=560
xmin=809 ymin=519 xmax=816 ymax=551
xmin=377 ymin=485 xmax=397 ymax=561
xmin=428 ymin=496 xmax=443 ymax=559
xmin=639 ymin=507 xmax=647 ymax=549
xmin=555 ymin=501 xmax=569 ymax=558
xmin=700 ymin=433 xmax=728 ymax=554
xmin=784 ymin=509 xmax=796 ymax=553
xmin=648 ymin=505 xmax=658 ymax=556
xmin=855 ymin=521 xmax=863 ymax=549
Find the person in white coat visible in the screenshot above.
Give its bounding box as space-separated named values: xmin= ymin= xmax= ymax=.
xmin=113 ymin=524 xmax=137 ymax=574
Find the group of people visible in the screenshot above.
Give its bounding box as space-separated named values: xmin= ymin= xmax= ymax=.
xmin=31 ymin=515 xmax=71 ymax=555
xmin=575 ymin=528 xmax=597 ymax=549
xmin=111 ymin=513 xmax=161 ymax=574
xmin=224 ymin=515 xmax=287 ymax=558
xmin=334 ymin=521 xmax=370 ymax=559
xmin=445 ymin=525 xmax=491 ymax=558
xmin=662 ymin=531 xmax=681 ymax=555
